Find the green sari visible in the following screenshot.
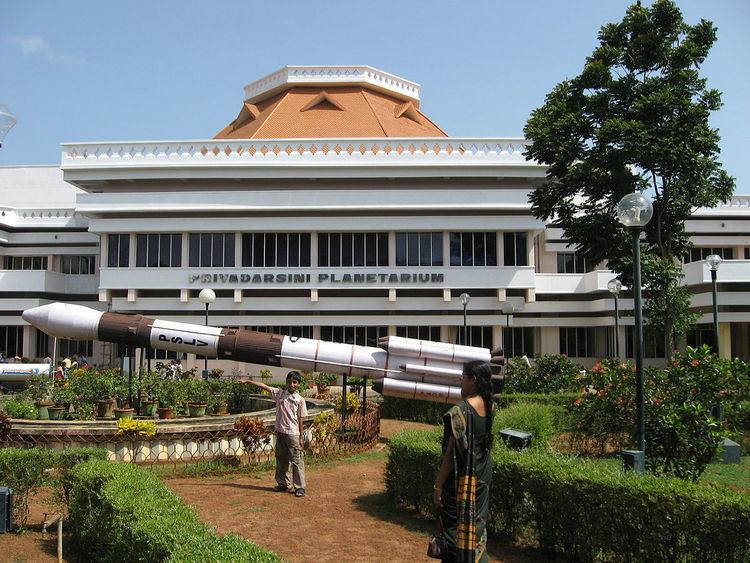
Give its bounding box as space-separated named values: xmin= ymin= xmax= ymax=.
xmin=440 ymin=400 xmax=491 ymax=563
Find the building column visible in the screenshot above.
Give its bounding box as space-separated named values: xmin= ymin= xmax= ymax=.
xmin=719 ymin=322 xmax=732 ymax=360
xmin=540 ymin=326 xmax=560 ymax=355
xmin=22 ymin=325 xmax=34 ymax=359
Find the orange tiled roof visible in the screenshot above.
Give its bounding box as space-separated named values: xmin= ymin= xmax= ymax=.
xmin=215 ymin=86 xmax=447 ymax=139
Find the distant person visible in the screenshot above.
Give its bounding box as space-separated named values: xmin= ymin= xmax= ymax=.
xmin=0 ymin=351 xmax=5 ymax=363
xmin=433 ymin=360 xmax=494 ymax=562
xmin=54 ymin=361 xmax=65 ymax=381
xmin=62 ymin=356 xmax=72 ymax=370
xmin=77 ymin=351 xmax=89 ymax=367
xmin=43 ymin=353 xmax=52 ymax=365
xmin=243 ymin=371 xmax=308 ymax=498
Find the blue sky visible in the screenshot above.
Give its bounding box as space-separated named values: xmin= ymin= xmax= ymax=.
xmin=2 ymin=1 xmax=748 ymax=192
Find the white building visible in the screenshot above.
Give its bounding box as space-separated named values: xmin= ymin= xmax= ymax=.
xmin=1 ymin=65 xmax=748 ymax=371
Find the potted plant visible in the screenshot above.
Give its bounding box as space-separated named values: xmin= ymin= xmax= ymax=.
xmin=314 ymin=372 xmax=336 ymax=395
xmin=50 ymin=382 xmax=76 ymax=420
xmin=94 ymin=369 xmax=118 ymax=418
xmin=155 ymin=378 xmax=183 ymax=419
xmin=186 ymin=378 xmax=210 ymax=417
xmin=138 ymin=370 xmax=160 ymax=417
xmin=23 ymin=376 xmax=53 ymax=420
xmin=207 ymin=379 xmax=231 ymax=416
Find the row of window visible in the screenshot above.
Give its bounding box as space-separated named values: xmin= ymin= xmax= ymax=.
xmin=3 ymin=255 xmax=95 ymax=274
xmin=107 ymin=231 xmax=530 ymax=268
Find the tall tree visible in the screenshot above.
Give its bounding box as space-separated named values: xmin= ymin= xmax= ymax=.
xmin=524 ymin=0 xmax=734 ymax=355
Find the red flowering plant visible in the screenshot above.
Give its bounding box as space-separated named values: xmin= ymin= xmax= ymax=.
xmin=233 ymin=416 xmax=271 ymax=456
xmin=568 ymin=358 xmax=635 ymax=454
xmin=644 ymin=345 xmax=726 ymax=480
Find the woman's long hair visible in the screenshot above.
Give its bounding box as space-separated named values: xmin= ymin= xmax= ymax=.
xmin=463 ymin=360 xmax=494 ymax=448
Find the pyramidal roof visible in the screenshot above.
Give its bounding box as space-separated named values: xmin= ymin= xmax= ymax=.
xmin=214 ymin=66 xmax=447 ymax=139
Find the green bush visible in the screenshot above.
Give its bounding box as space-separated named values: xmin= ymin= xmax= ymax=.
xmin=0 ymin=447 xmax=104 ymax=529
xmin=1 ymin=397 xmax=38 ymax=419
xmin=569 ymin=348 xmax=732 ymax=479
xmin=494 ymin=402 xmax=563 ymax=449
xmin=504 ymin=354 xmax=583 ymax=394
xmin=496 ymin=392 xmax=578 ymax=409
xmin=386 ymin=430 xmax=750 ymax=561
xmin=379 ymin=396 xmax=450 ymax=424
xmin=67 ymin=460 xmax=280 ymax=562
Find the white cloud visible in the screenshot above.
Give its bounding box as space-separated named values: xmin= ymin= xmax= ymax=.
xmin=8 ymin=35 xmax=85 ymax=65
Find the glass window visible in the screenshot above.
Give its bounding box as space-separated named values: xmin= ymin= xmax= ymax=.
xmin=683 ymin=247 xmax=733 ymax=263
xmin=4 ymin=256 xmax=48 ymax=270
xmin=449 ymin=233 xmax=497 ymax=267
xmin=249 ymin=326 xmax=313 ymax=339
xmin=0 ymin=326 xmax=24 ymax=357
xmin=189 ymin=233 xmax=235 ymax=267
xmin=318 ymin=233 xmax=388 ymax=267
xmin=396 ymin=232 xmax=443 ymax=267
xmin=559 ymin=327 xmax=596 ymax=358
xmin=625 ymin=326 xmax=666 ymax=359
xmin=136 ymin=234 xmax=181 ymax=268
xmin=396 ymin=326 xmax=442 ymax=342
xmin=503 ymin=327 xmax=536 ymax=358
xmin=62 ymin=255 xmax=95 ymax=274
xmin=503 ymin=232 xmax=527 ymax=266
xmin=58 ymin=339 xmax=93 ymax=358
xmin=457 ymin=325 xmax=493 ymax=348
xmin=107 ymin=234 xmax=129 ymax=268
xmin=320 ymin=326 xmax=387 ymax=347
xmin=557 ymin=252 xmax=590 ymax=273
xmin=241 ymin=234 xmax=311 ymax=267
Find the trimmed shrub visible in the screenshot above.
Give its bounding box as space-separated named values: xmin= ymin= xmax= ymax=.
xmin=0 ymin=447 xmax=104 ymax=529
xmin=67 ymin=460 xmax=280 ymax=562
xmin=504 ymin=354 xmax=582 ymax=394
xmin=386 ymin=429 xmax=750 ymax=561
xmin=380 ymin=396 xmax=447 ymax=424
xmin=1 ymin=397 xmax=38 ymax=420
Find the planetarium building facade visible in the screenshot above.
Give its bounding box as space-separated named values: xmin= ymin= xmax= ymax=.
xmin=1 ymin=66 xmax=749 ymax=371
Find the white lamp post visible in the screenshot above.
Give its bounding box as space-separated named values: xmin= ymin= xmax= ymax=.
xmin=0 ymin=104 xmax=17 ymax=148
xmin=198 ymin=288 xmax=216 ymax=379
xmin=459 ymin=292 xmax=471 ymax=345
xmin=501 ymin=301 xmax=515 ymax=357
xmin=607 ymin=278 xmax=623 ymax=359
xmin=617 ymin=192 xmax=653 ymax=472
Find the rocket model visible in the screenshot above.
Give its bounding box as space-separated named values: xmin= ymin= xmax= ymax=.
xmin=22 ymin=303 xmax=505 ymax=404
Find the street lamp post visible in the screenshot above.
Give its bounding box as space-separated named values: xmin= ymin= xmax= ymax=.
xmin=0 ymin=104 xmax=17 ymax=148
xmin=198 ymin=288 xmax=216 ymax=379
xmin=607 ymin=278 xmax=623 ymax=359
xmin=501 ymin=301 xmax=515 ymax=357
xmin=459 ymin=293 xmax=471 ymax=345
xmin=617 ymin=192 xmax=653 ymax=473
xmin=706 ymin=254 xmax=722 ymax=356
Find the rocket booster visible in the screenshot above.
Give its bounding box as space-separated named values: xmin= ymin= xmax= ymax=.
xmin=22 ymin=303 xmax=504 ymax=404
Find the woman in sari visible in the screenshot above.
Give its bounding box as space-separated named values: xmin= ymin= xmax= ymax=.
xmin=433 ymin=360 xmax=494 ymax=562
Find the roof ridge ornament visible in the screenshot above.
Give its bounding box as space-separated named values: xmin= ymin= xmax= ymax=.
xmin=300 ymin=90 xmax=346 ymax=112
xmin=231 ymin=102 xmax=261 ymax=130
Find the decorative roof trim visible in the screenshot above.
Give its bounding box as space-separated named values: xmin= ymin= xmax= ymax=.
xmin=394 ymin=101 xmax=423 ymax=125
xmin=300 ymin=91 xmax=346 ymax=112
xmin=231 ymin=103 xmax=260 ymax=130
xmin=243 ymin=66 xmax=421 ymax=104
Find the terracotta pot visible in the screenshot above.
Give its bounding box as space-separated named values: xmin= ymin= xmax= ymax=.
xmin=212 ymin=403 xmax=229 ymax=416
xmin=317 ymin=384 xmax=330 ymax=395
xmin=157 ymin=407 xmax=176 ymax=420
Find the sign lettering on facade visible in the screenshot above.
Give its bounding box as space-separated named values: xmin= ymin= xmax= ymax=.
xmin=188 ymin=272 xmax=445 ymax=284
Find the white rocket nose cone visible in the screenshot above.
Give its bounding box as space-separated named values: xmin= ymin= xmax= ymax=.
xmin=23 ymin=303 xmax=103 ymax=340
xmin=22 ymin=303 xmax=55 ymax=332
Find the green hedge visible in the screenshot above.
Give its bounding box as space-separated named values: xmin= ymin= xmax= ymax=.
xmin=386 ymin=430 xmax=750 ymax=562
xmin=0 ymin=447 xmax=106 ymax=529
xmin=380 ymin=393 xmax=577 ymax=425
xmin=67 ymin=460 xmax=280 ymax=562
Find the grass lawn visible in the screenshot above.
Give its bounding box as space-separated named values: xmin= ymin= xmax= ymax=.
xmin=573 ymin=452 xmax=750 ymax=491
